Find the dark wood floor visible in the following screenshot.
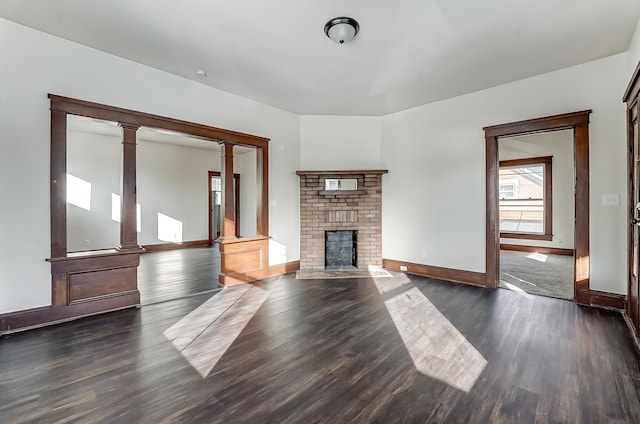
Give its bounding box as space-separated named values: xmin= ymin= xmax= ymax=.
xmin=138 ymin=245 xmax=221 ymax=305
xmin=1 ymin=269 xmax=640 ymax=422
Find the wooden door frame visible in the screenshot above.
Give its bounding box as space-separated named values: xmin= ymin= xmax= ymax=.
xmin=208 ymin=171 xmax=241 ymax=242
xmin=484 ymin=110 xmax=591 ymax=304
xmin=624 ymin=60 xmax=640 ymax=335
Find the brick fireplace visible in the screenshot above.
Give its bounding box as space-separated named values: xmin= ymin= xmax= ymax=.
xmin=296 ymin=170 xmax=388 ymax=273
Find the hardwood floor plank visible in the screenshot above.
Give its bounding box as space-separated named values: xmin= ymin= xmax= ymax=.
xmin=1 ymin=254 xmax=640 ymax=423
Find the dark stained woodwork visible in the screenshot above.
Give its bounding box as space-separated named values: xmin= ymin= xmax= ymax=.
xmin=218 ymin=236 xmax=269 ymax=285
xmin=208 ymin=171 xmax=241 ymax=241
xmin=0 ymin=291 xmax=140 ymax=334
xmin=589 ymin=290 xmax=627 ymax=312
xmin=484 ymin=111 xmax=591 ymax=304
xmin=485 ymin=132 xmax=500 ymax=289
xmin=625 ymin=60 xmax=640 ymax=339
xmin=219 ymin=144 xmax=237 ymax=241
xmin=50 ymin=109 xmax=67 ymax=260
xmin=117 ymin=123 xmax=142 ymax=251
xmin=69 ymin=268 xmax=137 ymax=303
xmin=500 ymin=233 xmax=553 ymax=241
xmin=296 ymin=169 xmax=389 ymax=176
xmin=500 ymin=243 xmax=575 ymax=256
xmin=484 ymin=110 xmax=592 ymax=138
xmin=48 ymin=94 xmax=269 ymax=148
xmin=383 ymin=258 xmax=486 ymax=287
xmin=257 ymin=146 xmax=269 ymax=237
xmin=42 ymin=94 xmax=271 ymax=331
xmin=318 ymin=190 xmax=367 ymax=196
xmin=574 ymin=122 xmax=590 ymax=305
xmin=499 ymin=156 xmax=553 ymax=241
xmin=1 ymin=273 xmax=639 ymax=422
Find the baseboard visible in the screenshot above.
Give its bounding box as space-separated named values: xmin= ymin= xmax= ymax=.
xmin=588 ymin=290 xmax=626 ymax=311
xmin=267 ymin=261 xmax=300 ymax=277
xmin=142 ymin=239 xmax=211 ymax=252
xmin=382 ymin=259 xmax=486 ymax=287
xmin=0 ymin=291 xmax=140 ymax=335
xmin=500 ymin=244 xmax=574 ymax=256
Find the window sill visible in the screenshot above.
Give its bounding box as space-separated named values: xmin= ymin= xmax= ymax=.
xmin=500 ymin=232 xmax=553 ymax=241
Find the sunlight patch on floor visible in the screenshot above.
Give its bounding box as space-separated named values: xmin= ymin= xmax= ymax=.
xmin=502 ymin=272 xmax=537 ymax=287
xmin=374 ymin=275 xmax=487 ymax=392
xmin=499 ymin=280 xmax=534 ymax=299
xmin=164 ymin=284 xmax=268 ymax=378
xmin=526 ymin=252 xmax=547 ymax=262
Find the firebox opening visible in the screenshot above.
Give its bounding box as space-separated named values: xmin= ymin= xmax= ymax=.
xmin=325 ymin=230 xmax=357 ymax=270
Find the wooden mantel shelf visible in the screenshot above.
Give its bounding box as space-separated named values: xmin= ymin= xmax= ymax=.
xmin=296 ymin=169 xmax=389 ymax=176
xmin=318 ymin=190 xmax=366 ymax=196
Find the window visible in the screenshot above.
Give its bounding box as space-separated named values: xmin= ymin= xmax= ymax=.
xmin=498 ymin=179 xmax=518 ymax=199
xmin=499 ymin=156 xmax=552 ymax=240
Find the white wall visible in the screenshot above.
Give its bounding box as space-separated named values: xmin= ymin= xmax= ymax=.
xmin=299 ymin=116 xmax=382 ymax=170
xmin=628 ymin=17 xmax=640 ymax=79
xmin=0 ymin=18 xmax=300 ymax=314
xmin=67 ymin=128 xmax=121 ymax=251
xmin=236 ymin=149 xmax=257 ymax=238
xmin=138 ymin=140 xmax=219 ymax=245
xmin=381 ymin=53 xmax=629 ymax=294
xmin=499 ymin=130 xmax=574 ymax=250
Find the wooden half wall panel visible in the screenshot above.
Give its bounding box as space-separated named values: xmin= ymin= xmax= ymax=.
xmin=218 ymin=236 xmax=269 ymax=285
xmin=69 ymin=267 xmax=137 ymax=303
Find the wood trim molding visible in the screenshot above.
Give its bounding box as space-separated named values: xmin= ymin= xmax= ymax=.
xmin=484 ymin=110 xmax=592 ymax=138
xmin=484 ymin=110 xmax=591 ymax=305
xmin=39 ymin=94 xmax=271 ymax=334
xmin=588 ymin=290 xmax=626 ymax=311
xmin=383 ymin=259 xmax=486 ymax=287
xmin=142 ymin=240 xmax=211 ymax=252
xmin=48 ymin=94 xmax=269 ymax=148
xmin=296 ymin=169 xmax=389 ymax=176
xmin=0 ymin=292 xmax=140 ymax=335
xmin=499 ymin=155 xmax=553 ymax=241
xmin=500 ymin=233 xmax=553 ymax=241
xmin=500 ymin=244 xmax=574 ymax=256
xmin=266 ymin=261 xmax=301 ymax=277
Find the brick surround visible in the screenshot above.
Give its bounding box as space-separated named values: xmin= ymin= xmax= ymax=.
xmin=297 ymin=170 xmax=387 ymax=271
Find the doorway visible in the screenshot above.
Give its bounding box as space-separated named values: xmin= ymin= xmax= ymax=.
xmin=208 ymin=171 xmax=240 ymax=242
xmin=497 ymin=131 xmax=575 ymax=300
xmin=484 ymin=110 xmax=592 ymax=304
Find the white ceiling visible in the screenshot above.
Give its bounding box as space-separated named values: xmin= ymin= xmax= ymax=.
xmin=1 ymin=0 xmax=639 ymax=116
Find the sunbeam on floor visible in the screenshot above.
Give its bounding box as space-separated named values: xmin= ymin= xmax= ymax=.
xmin=374 ymin=275 xmax=487 ymax=392
xmin=163 ymin=284 xmax=268 ymax=378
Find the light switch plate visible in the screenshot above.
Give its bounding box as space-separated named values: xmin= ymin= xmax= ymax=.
xmin=602 ymin=193 xmax=619 ymax=206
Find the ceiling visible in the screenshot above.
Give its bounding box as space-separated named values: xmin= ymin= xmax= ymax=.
xmin=1 ymin=0 xmax=639 ymax=116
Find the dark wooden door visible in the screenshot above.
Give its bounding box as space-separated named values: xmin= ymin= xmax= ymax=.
xmin=629 ymin=102 xmax=639 ymax=335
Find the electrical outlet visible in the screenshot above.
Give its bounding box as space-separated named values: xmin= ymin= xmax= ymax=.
xmin=400 ymin=265 xmax=408 ymax=271
xmin=84 ymin=239 xmax=90 ymax=247
xmin=420 ymin=249 xmax=428 ymax=258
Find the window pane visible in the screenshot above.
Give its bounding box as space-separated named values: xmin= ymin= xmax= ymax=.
xmin=499 ymin=164 xmax=544 ymax=234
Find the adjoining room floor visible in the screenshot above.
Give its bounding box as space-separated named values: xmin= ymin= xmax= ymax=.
xmin=499 ymin=250 xmax=574 ymax=300
xmin=138 ymin=245 xmax=221 ymax=305
xmin=1 ymin=271 xmax=639 ymax=423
